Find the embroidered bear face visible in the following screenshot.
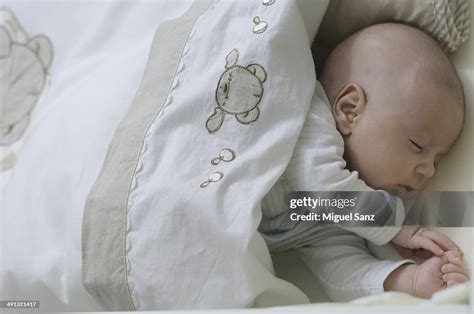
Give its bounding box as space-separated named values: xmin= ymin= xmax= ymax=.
xmin=0 ymin=8 xmax=53 ymax=146
xmin=206 ymin=49 xmax=267 ymax=133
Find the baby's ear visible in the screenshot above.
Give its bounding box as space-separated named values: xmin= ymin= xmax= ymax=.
xmin=332 ymin=83 xmax=366 ymax=136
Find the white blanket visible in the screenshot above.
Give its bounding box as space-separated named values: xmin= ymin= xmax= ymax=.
xmin=81 ymin=0 xmax=330 ymax=310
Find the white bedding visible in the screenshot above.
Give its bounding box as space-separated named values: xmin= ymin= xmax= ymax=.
xmin=0 ymin=0 xmax=472 ymax=312
xmin=0 ymin=1 xmax=193 ymax=311
xmin=81 ymin=0 xmax=330 ymax=310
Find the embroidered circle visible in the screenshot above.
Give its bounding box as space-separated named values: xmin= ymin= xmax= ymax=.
xmin=200 ymin=171 xmax=224 ymax=188
xmin=211 ymin=148 xmax=236 ymax=165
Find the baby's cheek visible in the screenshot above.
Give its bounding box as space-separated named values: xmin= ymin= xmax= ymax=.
xmin=368 ymin=153 xmax=404 ymax=188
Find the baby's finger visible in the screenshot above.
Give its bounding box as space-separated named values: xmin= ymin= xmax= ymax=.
xmin=415 ymin=237 xmax=443 ymax=255
xmin=445 ymin=251 xmax=463 ymax=266
xmin=423 ymin=229 xmax=460 ymax=252
xmin=442 ymin=273 xmax=469 ymax=283
xmin=441 ymin=263 xmax=470 ymax=277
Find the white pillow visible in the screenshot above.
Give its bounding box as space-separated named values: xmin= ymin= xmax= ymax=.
xmin=312 ymin=0 xmax=471 ymax=71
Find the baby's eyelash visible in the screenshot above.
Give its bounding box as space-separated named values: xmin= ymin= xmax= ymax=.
xmin=409 ymin=139 xmax=423 ymax=151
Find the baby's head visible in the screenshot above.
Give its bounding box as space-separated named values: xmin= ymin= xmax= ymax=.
xmin=320 ymin=23 xmax=464 ymax=195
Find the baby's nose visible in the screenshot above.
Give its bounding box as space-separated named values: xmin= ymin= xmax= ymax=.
xmin=415 ymin=160 xmax=436 ymax=180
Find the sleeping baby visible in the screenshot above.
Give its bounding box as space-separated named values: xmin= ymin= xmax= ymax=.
xmin=259 ymin=23 xmax=469 ymax=300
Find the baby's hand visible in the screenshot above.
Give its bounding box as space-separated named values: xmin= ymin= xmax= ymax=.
xmin=391 ymin=226 xmax=462 ymax=257
xmin=413 ymin=250 xmax=469 ymax=298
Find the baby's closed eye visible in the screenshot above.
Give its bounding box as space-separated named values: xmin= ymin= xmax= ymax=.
xmin=409 ymin=139 xmax=423 ymax=153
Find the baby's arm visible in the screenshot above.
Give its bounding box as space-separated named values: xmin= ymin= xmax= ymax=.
xmin=297 ymin=227 xmax=469 ymax=301
xmin=296 ymin=226 xmax=416 ymax=301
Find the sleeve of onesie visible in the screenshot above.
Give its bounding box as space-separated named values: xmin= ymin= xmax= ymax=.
xmin=283 ymin=82 xmax=405 ymax=245
xmin=296 ymin=226 xmax=416 ymax=301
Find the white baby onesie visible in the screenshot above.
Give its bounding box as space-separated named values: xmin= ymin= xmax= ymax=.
xmin=259 ymin=81 xmax=415 ymax=301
